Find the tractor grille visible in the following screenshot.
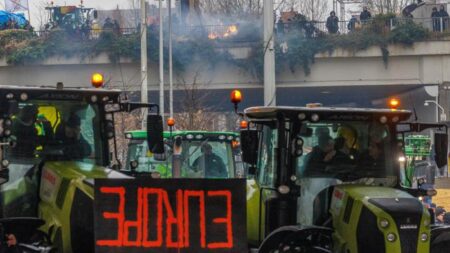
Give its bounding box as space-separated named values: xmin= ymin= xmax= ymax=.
xmin=70 ymin=188 xmax=94 ymax=253
xmin=357 ymin=206 xmax=386 ymax=253
xmin=369 ymin=198 xmax=422 ymax=253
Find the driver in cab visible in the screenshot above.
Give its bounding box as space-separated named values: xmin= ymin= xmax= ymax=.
xmin=55 ymin=113 xmax=92 ymax=160
xmin=192 ymin=143 xmax=227 ymax=178
xmin=358 ymin=140 xmax=384 ymax=169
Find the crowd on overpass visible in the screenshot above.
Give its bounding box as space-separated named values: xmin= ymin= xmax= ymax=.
xmin=277 ymin=4 xmax=450 ymax=37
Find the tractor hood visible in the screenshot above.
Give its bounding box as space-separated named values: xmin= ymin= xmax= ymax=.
xmin=39 ymin=161 xmax=130 ymax=206
xmin=43 ymin=161 xmax=130 ymax=180
xmin=331 ymin=185 xmax=430 ymax=253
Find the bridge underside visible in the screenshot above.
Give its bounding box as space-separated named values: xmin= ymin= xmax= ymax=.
xmin=144 ymin=84 xmax=435 ymax=122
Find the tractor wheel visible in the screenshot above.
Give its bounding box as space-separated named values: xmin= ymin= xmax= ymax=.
xmin=431 ymin=231 xmax=450 ymax=253
xmin=266 ymin=231 xmax=331 ymax=253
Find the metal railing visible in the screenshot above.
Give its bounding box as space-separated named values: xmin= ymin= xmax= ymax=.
xmin=2 ymin=17 xmax=450 ymax=43
xmin=276 ymin=17 xmax=450 ymax=37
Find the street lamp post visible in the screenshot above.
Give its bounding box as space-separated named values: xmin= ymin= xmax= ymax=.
xmin=424 ymin=100 xmax=447 ymax=122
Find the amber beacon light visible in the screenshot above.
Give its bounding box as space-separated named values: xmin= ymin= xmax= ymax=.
xmin=240 ymin=120 xmax=248 ymax=129
xmin=167 ymin=117 xmax=175 ymax=127
xmin=91 ymin=73 xmax=104 ymax=88
xmin=230 ymin=90 xmax=242 ymax=104
xmin=388 ymin=98 xmax=400 ymax=109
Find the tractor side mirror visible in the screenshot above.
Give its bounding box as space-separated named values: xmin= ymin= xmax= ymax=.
xmin=240 ymin=129 xmax=259 ymax=167
xmin=147 ymin=114 xmax=165 ymax=156
xmin=434 ymin=133 xmax=448 ymax=168
xmin=104 ymin=120 xmax=115 ymax=139
xmin=396 ymin=123 xmax=412 ymax=133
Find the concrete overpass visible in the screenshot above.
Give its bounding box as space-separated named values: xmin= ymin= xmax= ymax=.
xmin=1 ymin=40 xmax=450 ymax=121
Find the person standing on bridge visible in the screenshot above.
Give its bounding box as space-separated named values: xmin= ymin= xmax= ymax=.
xmin=438 ymin=5 xmax=449 ymax=31
xmin=432 ymin=7 xmax=441 ymax=32
xmin=326 ymin=11 xmax=339 ymax=34
xmin=360 ymin=6 xmax=372 ymax=24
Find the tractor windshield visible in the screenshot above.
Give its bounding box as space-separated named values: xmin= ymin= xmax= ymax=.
xmin=181 ymin=139 xmax=234 ymax=178
xmin=0 ymin=100 xmax=104 ymax=217
xmin=5 ymin=100 xmax=104 ymax=164
xmin=126 ymin=138 xmax=235 ymax=179
xmin=296 ymin=121 xmax=397 ymax=183
xmin=125 ymin=139 xmax=172 ymax=177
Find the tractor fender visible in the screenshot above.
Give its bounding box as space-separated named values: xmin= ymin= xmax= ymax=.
xmin=431 ymin=225 xmax=450 ymax=253
xmin=431 ymin=225 xmax=450 ymax=243
xmin=258 ymin=225 xmax=333 ymax=253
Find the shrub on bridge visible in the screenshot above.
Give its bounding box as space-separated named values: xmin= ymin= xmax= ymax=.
xmin=0 ymin=17 xmax=436 ymax=77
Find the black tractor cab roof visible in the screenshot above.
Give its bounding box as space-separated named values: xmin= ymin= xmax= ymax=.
xmin=0 ymin=85 xmax=122 ymax=103
xmin=244 ymin=106 xmax=412 ymax=122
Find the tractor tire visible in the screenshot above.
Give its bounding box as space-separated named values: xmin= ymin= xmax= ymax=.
xmin=260 ymin=230 xmax=331 ymax=253
xmin=431 ymin=231 xmax=450 ymax=253
xmin=274 ymin=231 xmax=331 ymax=253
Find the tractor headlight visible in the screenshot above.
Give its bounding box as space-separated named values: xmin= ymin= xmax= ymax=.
xmin=130 ymin=160 xmax=138 ymax=169
xmin=298 ymin=113 xmax=306 ymax=120
xmin=421 ymin=233 xmax=428 ymax=242
xmin=1 ymin=160 xmax=9 ymax=168
xmin=311 ymin=114 xmax=320 ymax=122
xmin=278 ymin=185 xmax=290 ymax=194
xmin=387 ymin=233 xmax=396 ymax=242
xmin=20 ymin=93 xmax=28 ymax=101
xmin=3 ymin=129 xmax=11 ymax=137
xmin=380 ymin=219 xmax=389 ymax=228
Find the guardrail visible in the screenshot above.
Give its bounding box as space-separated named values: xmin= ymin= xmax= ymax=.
xmin=3 ymin=17 xmax=450 ymax=43
xmin=276 ymin=17 xmax=450 ymax=37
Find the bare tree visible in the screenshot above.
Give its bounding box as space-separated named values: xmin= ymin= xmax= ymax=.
xmin=298 ymin=0 xmax=329 ymax=21
xmin=126 ymin=0 xmax=141 ymax=28
xmin=277 ymin=0 xmax=328 ymax=21
xmin=32 ymin=0 xmax=49 ymax=31
xmin=364 ymin=0 xmax=413 ymax=14
xmin=174 ymin=71 xmax=222 ymax=130
xmin=199 ymin=0 xmax=263 ymax=17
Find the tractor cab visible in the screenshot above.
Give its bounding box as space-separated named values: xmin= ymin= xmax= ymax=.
xmin=0 ymin=84 xmax=163 ymax=253
xmin=239 ymin=105 xmax=450 ymax=253
xmin=44 ymin=5 xmax=97 ymax=32
xmin=124 ymin=130 xmax=244 ymax=179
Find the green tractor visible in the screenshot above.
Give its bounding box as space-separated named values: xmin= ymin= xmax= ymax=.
xmin=402 ymin=135 xmax=435 ymax=188
xmin=234 ymin=104 xmax=450 ymax=252
xmin=123 ymin=130 xmax=244 ymax=178
xmin=0 ymin=84 xmax=164 ymax=253
xmin=44 ymin=5 xmax=97 ymax=33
